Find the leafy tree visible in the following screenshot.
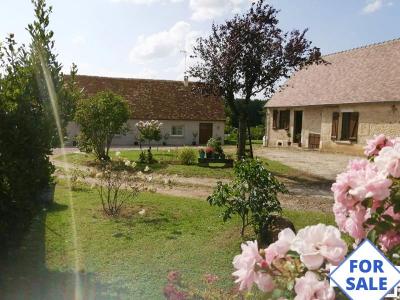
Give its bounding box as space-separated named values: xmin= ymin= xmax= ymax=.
xmin=190 ymin=0 xmax=322 ymax=158
xmin=75 ymin=91 xmax=130 ymax=160
xmin=28 ymin=0 xmax=79 ymax=140
xmin=208 ymin=159 xmax=287 ymax=237
xmin=135 ymin=120 xmax=163 ymax=149
xmin=0 ymin=0 xmax=77 ymax=249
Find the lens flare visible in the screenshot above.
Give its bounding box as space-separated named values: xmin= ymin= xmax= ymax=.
xmin=38 ymin=50 xmax=83 ymax=300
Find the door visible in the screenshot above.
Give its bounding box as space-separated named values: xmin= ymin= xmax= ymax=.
xmin=308 ymin=133 xmax=321 ymax=149
xmin=199 ymin=123 xmax=213 ymax=144
xmin=293 ymin=111 xmax=303 ymax=143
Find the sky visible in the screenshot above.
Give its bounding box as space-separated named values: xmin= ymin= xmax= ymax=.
xmin=0 ymin=0 xmax=399 ymax=82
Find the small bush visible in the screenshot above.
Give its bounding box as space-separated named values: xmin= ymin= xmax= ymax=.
xmin=178 ymin=147 xmax=197 ymax=165
xmin=208 ymin=159 xmax=287 ymax=237
xmin=250 ymin=125 xmax=265 ymax=140
xmin=96 ymin=162 xmax=139 ymax=217
xmin=138 ymin=151 xmax=147 ymax=163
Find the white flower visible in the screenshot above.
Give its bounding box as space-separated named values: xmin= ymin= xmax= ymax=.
xmin=144 ymin=166 xmax=150 ymax=172
xmin=115 ymin=151 xmax=121 ymax=157
xmin=130 ymin=161 xmax=137 ymax=168
xmin=138 ymin=209 xmax=146 ymax=215
xmin=290 ymin=224 xmax=347 ymax=270
xmin=124 ymin=160 xmax=131 ymax=167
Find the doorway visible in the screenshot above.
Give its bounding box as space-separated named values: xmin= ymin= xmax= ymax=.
xmin=293 ymin=111 xmax=303 ymax=143
xmin=199 ymin=123 xmax=213 ymax=144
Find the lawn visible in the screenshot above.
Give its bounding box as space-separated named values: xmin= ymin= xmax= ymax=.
xmin=58 ymin=148 xmax=299 ymax=179
xmin=1 ymin=182 xmax=335 ymax=299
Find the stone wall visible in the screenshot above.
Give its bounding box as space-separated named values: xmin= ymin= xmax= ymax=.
xmin=66 ymin=119 xmax=225 ymax=147
xmin=266 ymin=102 xmax=400 ymax=155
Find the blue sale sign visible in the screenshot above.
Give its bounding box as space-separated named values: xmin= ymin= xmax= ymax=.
xmin=329 ymin=240 xmax=400 ymax=300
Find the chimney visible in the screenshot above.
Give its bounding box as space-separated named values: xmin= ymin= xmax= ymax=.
xmin=184 ymin=75 xmax=189 ymax=87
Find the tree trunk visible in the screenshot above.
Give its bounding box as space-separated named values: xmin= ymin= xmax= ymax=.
xmin=237 ymin=115 xmax=247 ymax=159
xmin=247 ymin=124 xmax=254 ymax=159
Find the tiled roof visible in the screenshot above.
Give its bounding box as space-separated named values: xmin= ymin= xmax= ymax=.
xmin=71 ymin=75 xmax=225 ymax=121
xmin=266 ymin=38 xmax=400 ymax=108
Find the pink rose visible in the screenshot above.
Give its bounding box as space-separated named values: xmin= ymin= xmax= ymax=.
xmin=364 ymin=134 xmax=392 ymax=157
xmin=294 ymin=271 xmax=335 ymax=300
xmin=343 ymin=206 xmax=368 ymax=241
xmin=264 ymin=228 xmax=296 ymax=264
xmin=291 ymin=224 xmax=347 ymax=270
xmin=332 ymin=159 xmax=391 ymax=205
xmin=385 ymin=206 xmax=400 ymax=221
xmin=232 ymin=240 xmax=262 ymax=290
xmin=254 ymin=273 xmax=275 ymax=292
xmin=379 ymin=230 xmax=400 ymax=252
xmin=375 ymin=143 xmax=400 ymax=178
xmin=232 ymin=240 xmax=274 ymax=292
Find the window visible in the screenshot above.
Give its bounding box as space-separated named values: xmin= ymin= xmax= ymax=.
xmin=272 ymin=110 xmax=278 ymax=129
xmin=171 ymin=125 xmax=184 ymax=136
xmin=278 ymin=110 xmax=290 ymax=130
xmin=340 ymin=112 xmax=359 ymax=141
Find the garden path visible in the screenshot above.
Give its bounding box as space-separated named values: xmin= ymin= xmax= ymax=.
xmin=51 ymin=157 xmax=334 ymax=213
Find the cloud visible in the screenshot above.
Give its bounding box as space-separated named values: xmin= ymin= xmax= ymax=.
xmin=110 ymin=0 xmax=182 ymax=4
xmin=129 ymin=21 xmax=200 ymax=63
xmin=362 ymin=0 xmax=393 ymax=14
xmin=189 ymin=0 xmax=247 ymax=21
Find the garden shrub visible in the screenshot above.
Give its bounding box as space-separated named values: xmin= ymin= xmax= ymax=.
xmin=208 ymin=159 xmax=287 ymax=237
xmin=136 ymin=120 xmax=162 ymax=149
xmin=250 ymin=125 xmax=265 ymax=140
xmin=138 ymin=151 xmax=147 ymax=164
xmin=75 ymin=91 xmax=129 ymax=160
xmin=95 ymin=162 xmax=139 ymax=217
xmin=178 ymin=147 xmax=197 ymax=165
xmin=0 ymin=0 xmax=78 ymax=250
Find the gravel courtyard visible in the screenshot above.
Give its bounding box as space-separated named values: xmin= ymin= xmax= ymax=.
xmin=255 ymin=147 xmax=360 ymax=181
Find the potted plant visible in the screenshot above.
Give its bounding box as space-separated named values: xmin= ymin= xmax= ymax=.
xmin=295 ymin=133 xmax=302 ymax=147
xmin=199 ymin=148 xmax=205 ymax=159
xmin=163 ymin=133 xmax=170 ymax=146
xmin=287 ymin=130 xmax=292 ymax=146
xmin=205 ymin=147 xmax=214 ymax=158
xmin=192 ymin=131 xmax=198 ymax=146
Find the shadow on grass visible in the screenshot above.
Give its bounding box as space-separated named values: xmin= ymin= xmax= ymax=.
xmin=0 ymin=202 xmax=128 ymax=300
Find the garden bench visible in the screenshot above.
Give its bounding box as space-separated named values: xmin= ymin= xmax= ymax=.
xmin=198 ymin=158 xmax=234 ymax=168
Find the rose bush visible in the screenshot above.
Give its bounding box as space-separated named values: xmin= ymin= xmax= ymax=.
xmin=232 ymin=134 xmax=400 ymax=299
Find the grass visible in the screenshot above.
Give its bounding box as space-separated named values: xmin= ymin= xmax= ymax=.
xmin=1 ymin=182 xmax=335 ymax=299
xmin=58 ymin=148 xmax=300 ymax=179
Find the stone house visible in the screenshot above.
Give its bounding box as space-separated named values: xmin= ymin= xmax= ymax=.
xmin=265 ymin=39 xmax=400 ymax=155
xmin=67 ymin=75 xmax=225 ymax=146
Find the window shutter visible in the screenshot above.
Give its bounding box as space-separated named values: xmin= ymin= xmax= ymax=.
xmin=272 ymin=110 xmax=278 ymax=129
xmin=331 ymin=112 xmax=339 ymax=140
xmin=349 ymin=112 xmax=359 ymax=141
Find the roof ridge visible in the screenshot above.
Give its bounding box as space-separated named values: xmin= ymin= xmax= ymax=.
xmin=72 ymin=74 xmax=188 ymax=84
xmin=323 ymin=37 xmax=400 ymax=58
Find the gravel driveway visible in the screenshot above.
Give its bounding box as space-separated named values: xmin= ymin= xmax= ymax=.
xmin=255 ymin=147 xmax=360 ymax=181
